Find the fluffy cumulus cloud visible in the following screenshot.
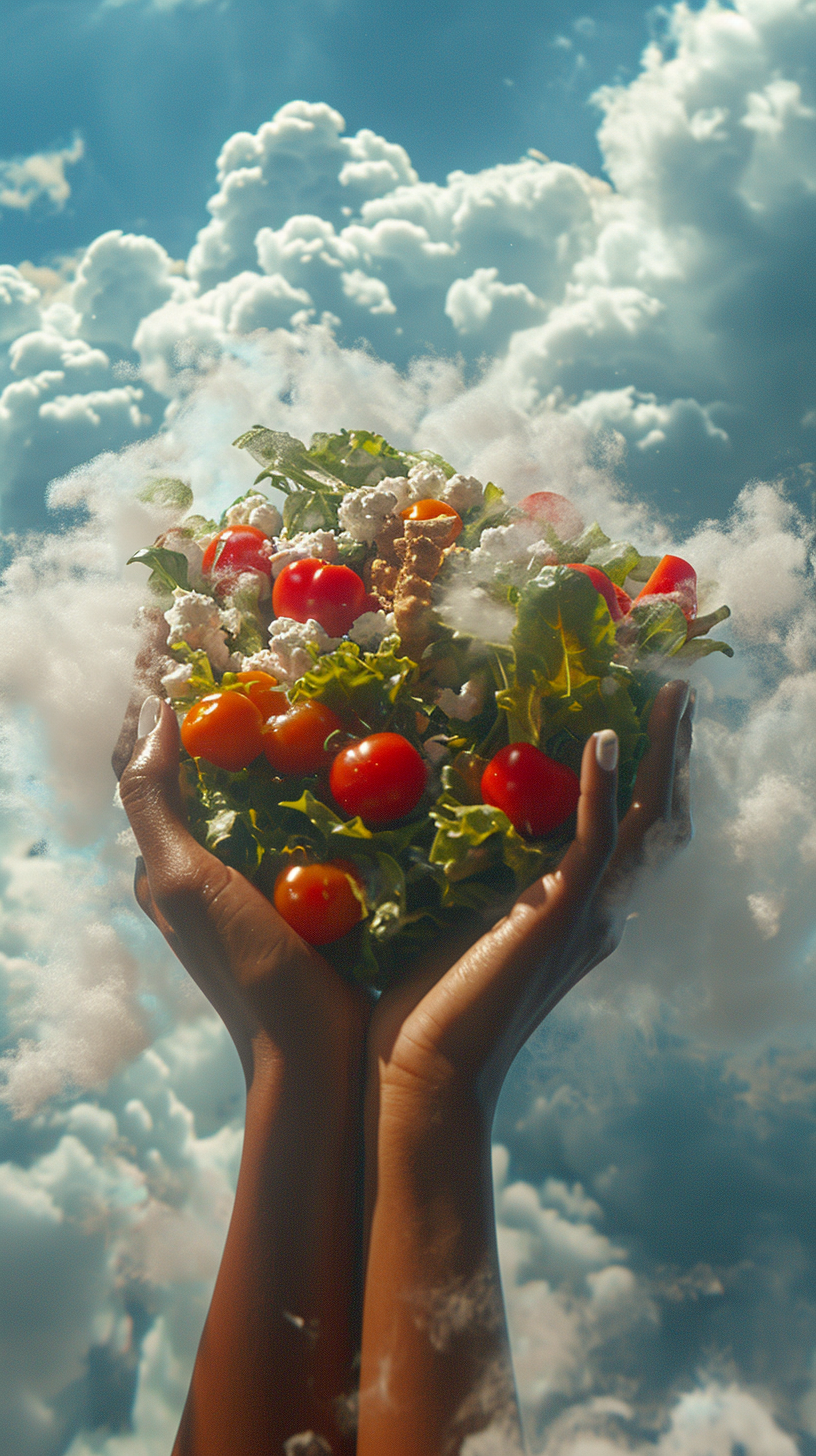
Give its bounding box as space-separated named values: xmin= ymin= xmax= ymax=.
xmin=2 ymin=0 xmax=815 ymax=530
xmin=0 ymin=0 xmax=815 ymax=1449
xmin=0 ymin=325 xmax=813 ymax=1451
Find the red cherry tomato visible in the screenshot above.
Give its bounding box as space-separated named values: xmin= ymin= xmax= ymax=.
xmin=400 ymin=498 xmax=463 ymax=541
xmin=273 ymin=860 xmax=365 ymax=945
xmin=262 ymin=699 xmax=343 ymax=775
xmin=233 ymin=670 xmax=290 ymax=720
xmin=481 ymin=742 xmax=580 ymax=838
xmin=517 ymin=491 xmax=584 ymax=540
xmin=202 ymin=525 xmax=273 ymax=581
xmin=330 ymin=733 xmax=427 ymax=825
xmin=564 ymin=563 xmax=625 ymax=622
xmin=613 ymin=582 xmax=633 ymax=617
xmin=181 ymin=691 xmax=265 ymax=771
xmin=633 ymin=555 xmax=697 ymax=621
xmin=272 ymin=559 xmax=367 ymax=637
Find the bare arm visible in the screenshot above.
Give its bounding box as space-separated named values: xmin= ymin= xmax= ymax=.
xmin=357 ymin=682 xmax=693 ymax=1456
xmin=119 ymin=699 xmax=368 ymax=1456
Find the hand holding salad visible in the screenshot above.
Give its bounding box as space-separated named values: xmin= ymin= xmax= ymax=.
xmin=128 ymin=427 xmax=728 ymax=989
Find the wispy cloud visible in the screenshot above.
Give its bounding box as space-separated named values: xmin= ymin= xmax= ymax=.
xmin=0 ymin=136 xmax=84 ymax=213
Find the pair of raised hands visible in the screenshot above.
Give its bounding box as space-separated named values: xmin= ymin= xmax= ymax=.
xmin=114 ymin=676 xmax=692 ymax=1456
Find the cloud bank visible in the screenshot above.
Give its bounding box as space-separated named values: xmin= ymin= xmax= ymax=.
xmin=1 ymin=0 xmax=814 ymax=535
xmin=0 ymin=0 xmax=814 ymax=1451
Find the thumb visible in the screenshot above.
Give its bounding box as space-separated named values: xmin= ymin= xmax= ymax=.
xmin=118 ymin=695 xmax=222 ymax=918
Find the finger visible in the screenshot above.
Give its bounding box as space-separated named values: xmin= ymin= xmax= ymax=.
xmin=549 ymin=728 xmax=619 ymax=906
xmin=670 ymin=687 xmax=694 ymax=843
xmin=111 ymin=609 xmax=170 ymax=781
xmin=612 ymin=677 xmax=691 ymax=872
xmin=118 ymin=696 xmax=201 ymax=907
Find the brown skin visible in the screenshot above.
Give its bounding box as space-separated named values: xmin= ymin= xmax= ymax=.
xmin=116 ymin=674 xmax=691 ymax=1456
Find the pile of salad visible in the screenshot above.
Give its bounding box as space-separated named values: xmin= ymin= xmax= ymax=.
xmin=130 ymin=428 xmax=731 ymax=987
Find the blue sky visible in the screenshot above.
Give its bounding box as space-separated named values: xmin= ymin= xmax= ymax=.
xmin=1 ymin=0 xmax=816 ymax=1453
xmin=1 ymin=0 xmax=651 ymax=259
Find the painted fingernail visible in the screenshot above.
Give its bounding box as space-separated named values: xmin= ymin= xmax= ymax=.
xmin=137 ymin=696 xmax=162 ymax=739
xmin=595 ymin=729 xmax=618 ymax=772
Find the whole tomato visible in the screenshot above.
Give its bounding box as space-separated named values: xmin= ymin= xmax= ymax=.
xmin=233 ymin=670 xmax=290 ymax=720
xmin=273 ymin=860 xmax=365 ymax=945
xmin=181 ymin=691 xmax=265 ymax=771
xmin=261 ymin=699 xmax=343 ymax=776
xmin=481 ymin=742 xmax=580 ymax=838
xmin=330 ymin=732 xmax=427 ymax=825
xmin=201 ymin=525 xmax=273 ymax=589
xmin=517 ymin=491 xmax=584 ymax=541
xmin=272 ymin=559 xmax=366 ymax=637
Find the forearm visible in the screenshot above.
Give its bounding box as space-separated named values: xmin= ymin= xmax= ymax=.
xmin=357 ymin=1078 xmax=523 ymax=1456
xmin=174 ymin=1030 xmax=364 ymax=1456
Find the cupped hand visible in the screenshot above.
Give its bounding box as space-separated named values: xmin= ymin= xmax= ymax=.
xmin=117 ymin=696 xmax=371 ymax=1086
xmin=367 ymin=678 xmax=693 ymax=1110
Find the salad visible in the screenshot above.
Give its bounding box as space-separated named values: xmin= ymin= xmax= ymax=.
xmin=129 ymin=428 xmax=732 ymax=988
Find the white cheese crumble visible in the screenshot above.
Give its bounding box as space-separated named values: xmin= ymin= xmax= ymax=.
xmin=348 ymin=610 xmax=396 ymax=648
xmin=337 ymin=487 xmax=398 ymax=544
xmin=435 ymin=678 xmax=486 ymax=722
xmin=441 ymin=473 xmax=484 ymax=513
xmin=164 ymin=589 xmax=237 ymax=671
xmin=224 ymin=493 xmax=283 ymax=537
xmin=268 ymin=530 xmax=338 ymax=577
xmin=265 ymin=616 xmax=341 ymax=684
xmin=468 ymin=519 xmax=554 ymax=578
xmin=160 ymin=661 xmax=194 ymax=697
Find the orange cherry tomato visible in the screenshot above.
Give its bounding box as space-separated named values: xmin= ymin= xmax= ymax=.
xmin=261 ymin=699 xmax=343 ymax=775
xmin=233 ymin=670 xmax=290 ymax=720
xmin=399 ymin=498 xmax=463 ymax=540
xmin=181 ymin=692 xmax=265 ymax=771
xmin=273 ymin=860 xmax=365 ymax=945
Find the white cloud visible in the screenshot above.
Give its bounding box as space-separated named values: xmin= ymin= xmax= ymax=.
xmin=0 ymin=1 xmax=813 ymax=1448
xmin=0 ymin=266 xmax=42 ymax=343
xmin=0 ymin=136 xmax=83 ymax=212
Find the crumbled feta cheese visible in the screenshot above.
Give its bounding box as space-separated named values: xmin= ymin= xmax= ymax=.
xmin=160 ymin=661 xmax=194 ymax=697
xmin=441 ymin=473 xmax=484 ymax=514
xmin=338 ymin=487 xmax=398 ymax=544
xmin=164 ymin=589 xmax=237 ymax=671
xmin=468 ymin=519 xmax=546 ymax=577
xmin=435 ymin=678 xmax=486 ymax=722
xmin=268 ymin=530 xmax=338 ymax=578
xmin=265 ymin=616 xmax=341 ymax=684
xmin=348 ymin=610 xmax=396 ymax=648
xmin=224 ymin=493 xmax=282 ymax=536
xmin=239 ymin=649 xmax=285 ymax=679
xmin=526 ymin=538 xmax=559 ymax=570
xmin=407 ymin=462 xmax=448 ymax=500
xmin=217 ymin=568 xmax=271 ymax=605
xmin=376 ymin=476 xmax=413 ymax=513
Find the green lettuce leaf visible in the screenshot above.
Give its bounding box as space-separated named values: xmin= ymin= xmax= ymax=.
xmin=499 ymin=566 xmax=617 ymax=742
xmin=127 ymin=546 xmax=190 ymax=596
xmin=625 ymin=598 xmax=689 ymax=659
xmin=584 ymin=540 xmax=641 ymax=585
xmin=289 ymin=639 xmax=422 ymax=736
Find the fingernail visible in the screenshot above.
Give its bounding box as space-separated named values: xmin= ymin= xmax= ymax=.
xmin=595 ymin=729 xmax=618 ymax=772
xmin=137 ymin=696 xmax=162 ymax=739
